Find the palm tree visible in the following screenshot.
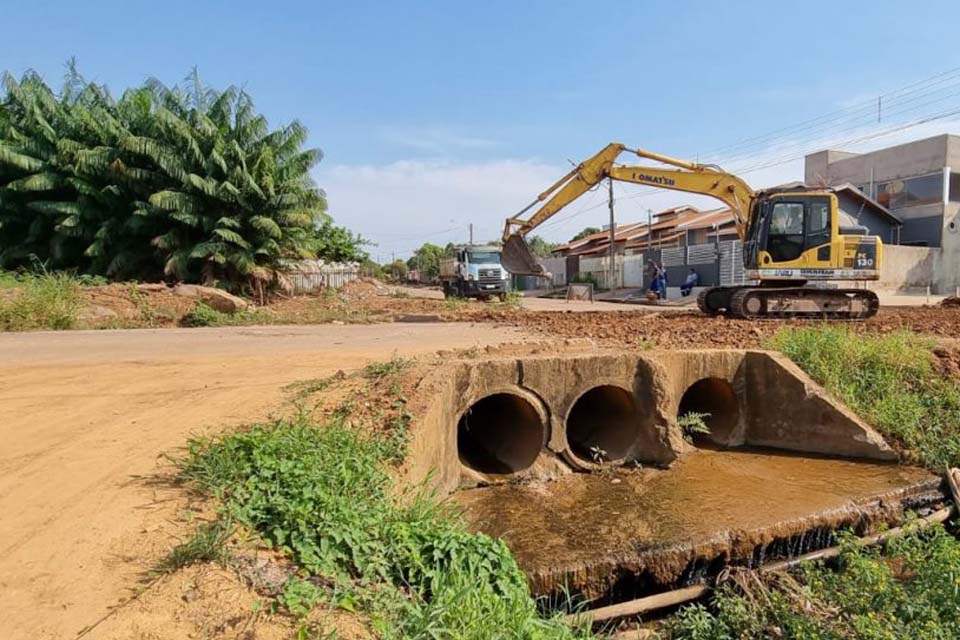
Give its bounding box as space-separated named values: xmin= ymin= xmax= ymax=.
xmin=0 ymin=64 xmax=342 ymax=297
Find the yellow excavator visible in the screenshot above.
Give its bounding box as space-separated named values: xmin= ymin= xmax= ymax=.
xmin=502 ymin=143 xmax=882 ymax=319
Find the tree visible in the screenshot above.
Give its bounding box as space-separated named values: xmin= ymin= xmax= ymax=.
xmin=570 ymin=226 xmax=601 ymax=242
xmin=406 ymin=242 xmax=444 ymax=279
xmin=526 ymin=235 xmax=558 ymax=257
xmin=313 ymin=220 xmax=368 ymax=263
xmin=0 ymin=63 xmax=364 ymax=297
xmin=384 ymin=259 xmax=408 ymax=282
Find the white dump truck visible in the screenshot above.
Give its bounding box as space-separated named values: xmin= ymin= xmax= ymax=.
xmin=439 ymin=245 xmax=510 ymax=301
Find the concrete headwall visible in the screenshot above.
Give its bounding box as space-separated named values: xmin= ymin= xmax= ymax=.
xmin=403 ymin=350 xmax=897 ymax=495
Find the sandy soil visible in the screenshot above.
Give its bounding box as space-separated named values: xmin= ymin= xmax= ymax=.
xmin=0 ymin=323 xmax=530 ymax=640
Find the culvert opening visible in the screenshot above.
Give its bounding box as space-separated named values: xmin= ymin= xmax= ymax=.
xmin=457 ymin=393 xmax=545 ymax=475
xmin=566 ymin=385 xmax=641 ymax=462
xmin=678 ymin=377 xmax=740 ymax=446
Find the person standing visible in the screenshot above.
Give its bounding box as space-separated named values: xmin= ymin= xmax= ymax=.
xmin=680 ymin=268 xmax=699 ymax=297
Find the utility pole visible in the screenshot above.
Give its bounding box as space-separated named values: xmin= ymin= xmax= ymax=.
xmin=469 ymin=223 xmax=474 ymax=246
xmin=607 ymin=178 xmax=615 ymax=290
xmin=647 ymin=208 xmax=653 ymax=249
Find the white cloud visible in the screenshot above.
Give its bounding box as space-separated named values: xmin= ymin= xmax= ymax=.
xmin=319 ymin=117 xmax=960 ymax=256
xmin=316 ymin=159 xmax=564 ymax=257
xmin=378 ymin=126 xmax=500 ymax=154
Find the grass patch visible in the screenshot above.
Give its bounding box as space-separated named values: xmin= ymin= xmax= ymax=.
xmin=0 ymin=270 xmax=84 ymax=331
xmin=154 ymin=520 xmax=231 ymax=574
xmin=175 ymin=414 xmax=593 ymax=638
xmin=767 ymin=326 xmax=960 ymax=469
xmin=363 ymin=356 xmax=411 ymax=381
xmin=665 ymin=520 xmax=960 ymax=639
xmin=179 ymin=301 xmax=275 ymax=327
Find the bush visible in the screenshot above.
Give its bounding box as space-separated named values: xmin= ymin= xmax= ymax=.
xmin=768 ymin=326 xmax=960 ymax=469
xmin=0 ymin=271 xmax=83 ymax=331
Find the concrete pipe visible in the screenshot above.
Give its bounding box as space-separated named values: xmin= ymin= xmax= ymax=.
xmin=566 ymin=385 xmax=642 ymax=463
xmin=677 ymin=377 xmax=740 ymax=446
xmin=457 ymin=393 xmax=546 ymax=474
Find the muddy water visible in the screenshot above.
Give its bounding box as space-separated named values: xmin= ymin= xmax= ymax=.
xmin=456 ymin=449 xmax=941 ymax=602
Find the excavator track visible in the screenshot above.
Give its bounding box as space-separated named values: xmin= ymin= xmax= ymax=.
xmin=697 ymin=287 xmax=736 ymax=316
xmin=724 ymin=286 xmax=879 ymax=320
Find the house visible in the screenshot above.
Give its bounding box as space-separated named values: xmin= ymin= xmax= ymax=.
xmin=553 ymin=206 xmax=739 ymax=257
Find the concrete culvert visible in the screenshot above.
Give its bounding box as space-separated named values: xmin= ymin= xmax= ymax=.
xmin=457 ymin=393 xmax=546 ymax=474
xmin=566 ymin=385 xmax=641 ymax=463
xmin=678 ymin=377 xmax=740 ymax=446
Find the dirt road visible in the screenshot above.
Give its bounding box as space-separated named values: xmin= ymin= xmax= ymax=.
xmin=0 ymin=323 xmax=529 ymax=640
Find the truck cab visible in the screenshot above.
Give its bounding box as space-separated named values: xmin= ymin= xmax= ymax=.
xmin=439 ymin=246 xmax=511 ymax=301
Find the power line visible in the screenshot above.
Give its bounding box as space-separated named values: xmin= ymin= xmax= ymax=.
xmin=691 ymin=65 xmax=960 ymax=163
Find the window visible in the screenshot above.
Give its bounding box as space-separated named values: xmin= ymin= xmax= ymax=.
xmin=769 ymin=203 xmax=804 ymax=235
xmin=806 ymin=199 xmax=831 ymax=248
xmin=468 ymin=251 xmax=500 ymax=263
xmin=808 ymin=200 xmax=830 ymax=234
xmin=951 ymin=172 xmax=960 ymax=203
xmin=767 ymin=202 xmax=805 ymax=262
xmin=876 ymin=173 xmax=943 ymax=209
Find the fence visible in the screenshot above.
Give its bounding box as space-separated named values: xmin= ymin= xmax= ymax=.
xmin=287 ymin=261 xmax=361 ymax=293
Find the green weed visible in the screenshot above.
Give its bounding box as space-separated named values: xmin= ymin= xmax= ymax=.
xmin=154 ymin=520 xmax=231 ymax=574
xmin=768 ymin=326 xmax=960 ymax=469
xmin=636 ymin=336 xmax=658 ymax=350
xmin=179 ymin=301 xmax=274 ymax=327
xmin=363 ymin=356 xmax=411 ymax=380
xmin=0 ymin=270 xmax=84 ymax=331
xmin=665 ymin=521 xmax=960 ymax=639
xmin=175 ymin=415 xmax=593 ymax=639
xmin=678 ymin=412 xmax=711 ymax=443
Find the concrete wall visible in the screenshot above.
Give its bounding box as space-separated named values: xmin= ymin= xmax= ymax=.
xmin=879 ymin=245 xmax=940 ymax=291
xmin=809 ymin=135 xmax=951 ymax=185
xmin=938 ymin=200 xmax=960 ymax=292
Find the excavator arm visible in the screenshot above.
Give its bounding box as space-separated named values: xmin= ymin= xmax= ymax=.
xmin=501 ymin=143 xmax=755 ymax=275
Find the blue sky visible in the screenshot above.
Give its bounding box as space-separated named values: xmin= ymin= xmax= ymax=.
xmin=4 ymin=1 xmax=960 ymax=258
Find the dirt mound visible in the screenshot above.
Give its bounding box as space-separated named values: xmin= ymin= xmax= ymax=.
xmin=941 ymin=296 xmax=960 ymax=308
xmin=82 ymin=283 xmax=195 ymax=328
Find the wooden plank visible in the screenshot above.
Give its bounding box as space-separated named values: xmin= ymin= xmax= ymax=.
xmin=563 ymin=584 xmax=708 ymax=625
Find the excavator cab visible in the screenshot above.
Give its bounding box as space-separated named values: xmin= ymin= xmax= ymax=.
xmin=744 ymin=190 xmax=880 ymax=285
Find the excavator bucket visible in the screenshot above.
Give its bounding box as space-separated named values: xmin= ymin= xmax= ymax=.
xmin=501 ymin=235 xmax=545 ymax=276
